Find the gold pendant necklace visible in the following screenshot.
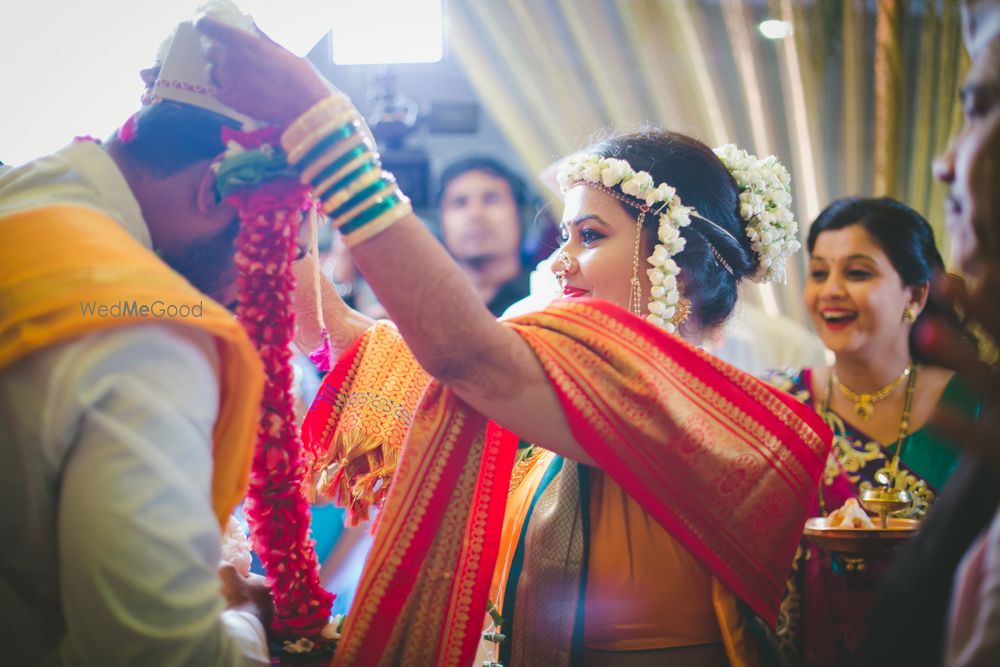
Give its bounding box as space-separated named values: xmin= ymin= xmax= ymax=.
xmin=832 ymin=363 xmax=913 ymax=422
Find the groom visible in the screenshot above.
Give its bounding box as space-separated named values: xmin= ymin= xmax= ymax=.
xmin=0 ymin=18 xmax=276 ymax=667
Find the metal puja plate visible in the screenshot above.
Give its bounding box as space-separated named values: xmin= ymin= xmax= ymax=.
xmin=803 ymin=516 xmax=921 ymax=554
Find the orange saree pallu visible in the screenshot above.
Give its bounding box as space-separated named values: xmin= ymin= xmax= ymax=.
xmin=301 ymin=299 xmax=831 ymax=666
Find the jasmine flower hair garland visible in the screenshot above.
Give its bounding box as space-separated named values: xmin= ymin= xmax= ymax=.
xmin=557 ymin=146 xmax=798 ymax=334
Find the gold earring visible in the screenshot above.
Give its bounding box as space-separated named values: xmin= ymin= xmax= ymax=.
xmin=629 ymin=213 xmax=645 ymax=317
xmin=672 ymin=296 xmax=692 ymax=329
xmin=903 ymin=307 xmax=916 ymax=324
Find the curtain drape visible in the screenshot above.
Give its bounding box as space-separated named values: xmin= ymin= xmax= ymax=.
xmin=449 ymin=0 xmax=967 ymax=320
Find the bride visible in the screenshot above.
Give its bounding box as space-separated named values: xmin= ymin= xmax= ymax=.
xmin=199 ymin=16 xmax=832 ymax=667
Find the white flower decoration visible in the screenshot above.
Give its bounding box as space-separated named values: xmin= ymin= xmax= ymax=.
xmin=557 ymin=145 xmax=801 ymax=331
xmin=713 ymin=144 xmax=800 ymax=283
xmin=558 ymin=154 xmax=696 ymax=334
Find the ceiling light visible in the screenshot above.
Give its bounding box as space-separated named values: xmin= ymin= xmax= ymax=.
xmin=331 ymin=0 xmax=443 ymax=65
xmin=759 ymin=19 xmax=793 ymax=40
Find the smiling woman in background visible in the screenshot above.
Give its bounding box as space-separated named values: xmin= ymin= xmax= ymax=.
xmin=765 ymin=196 xmax=980 ymax=667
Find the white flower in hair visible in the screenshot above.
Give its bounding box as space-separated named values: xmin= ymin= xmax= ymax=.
xmin=649 ymin=245 xmax=670 ymax=265
xmin=647 ymin=183 xmax=675 ymax=207
xmin=557 ymin=153 xmax=699 ymax=334
xmin=601 ymin=159 xmax=629 ymax=186
xmin=713 ymin=144 xmax=800 ymax=283
xmin=581 ymin=162 xmax=602 ymax=183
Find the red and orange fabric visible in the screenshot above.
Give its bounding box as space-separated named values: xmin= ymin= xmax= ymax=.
xmin=302 ymin=297 xmax=832 ymax=667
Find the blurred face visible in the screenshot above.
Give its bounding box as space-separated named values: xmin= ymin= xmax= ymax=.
xmin=934 ymin=38 xmax=1000 ymax=275
xmin=806 ymin=225 xmax=922 ymax=359
xmin=162 ymin=205 xmax=314 ymax=309
xmin=159 ymin=215 xmax=240 ymax=304
xmin=440 ymin=170 xmax=521 ymax=261
xmin=551 ymin=185 xmax=649 ymax=310
xmin=136 ymin=157 xmax=241 ymax=304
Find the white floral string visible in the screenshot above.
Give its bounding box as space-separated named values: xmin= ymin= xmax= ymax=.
xmin=557 ymin=146 xmax=799 ymax=333
xmin=713 ymin=144 xmax=799 ymax=283
xmin=558 ymin=154 xmax=692 ymax=333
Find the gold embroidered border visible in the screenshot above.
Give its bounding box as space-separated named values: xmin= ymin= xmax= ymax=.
xmin=437 ymin=427 xmax=512 ymax=664
xmin=332 ymin=386 xmax=468 ymax=666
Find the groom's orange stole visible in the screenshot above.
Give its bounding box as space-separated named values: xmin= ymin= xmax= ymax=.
xmin=303 ymin=298 xmax=831 ymax=666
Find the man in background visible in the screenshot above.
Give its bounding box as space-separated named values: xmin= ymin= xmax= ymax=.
xmin=438 ymin=156 xmax=534 ymax=316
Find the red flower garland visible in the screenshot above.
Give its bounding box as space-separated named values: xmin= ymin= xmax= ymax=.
xmin=224 ymin=127 xmax=334 ymax=639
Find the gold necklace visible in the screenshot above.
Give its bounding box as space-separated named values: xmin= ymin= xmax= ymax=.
xmin=832 ymin=363 xmax=913 ymax=422
xmin=819 ymin=365 xmax=919 ymax=510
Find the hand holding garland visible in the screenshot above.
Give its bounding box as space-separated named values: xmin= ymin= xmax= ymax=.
xmin=219 ymin=562 xmax=274 ymax=629
xmin=290 ymin=253 xmax=375 ymax=366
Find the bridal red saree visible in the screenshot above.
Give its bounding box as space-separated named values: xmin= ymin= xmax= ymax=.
xmin=302 ymin=298 xmax=831 ymax=666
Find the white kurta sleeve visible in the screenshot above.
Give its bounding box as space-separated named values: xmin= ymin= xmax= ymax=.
xmin=45 ymin=323 xmax=268 ymax=666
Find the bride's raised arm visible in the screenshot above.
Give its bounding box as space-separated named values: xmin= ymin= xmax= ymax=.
xmin=199 ymin=17 xmax=593 ymax=465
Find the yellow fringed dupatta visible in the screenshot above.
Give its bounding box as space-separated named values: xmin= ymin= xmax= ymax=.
xmin=304 ymin=322 xmax=431 ymax=522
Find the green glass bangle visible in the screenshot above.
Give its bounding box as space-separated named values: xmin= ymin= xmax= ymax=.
xmin=329 ymin=179 xmax=392 ymax=220
xmin=338 ymin=194 xmax=402 ymax=236
xmin=296 ymin=120 xmax=358 ymax=169
xmin=309 ymin=144 xmax=369 ymax=189
xmin=319 ymin=159 xmax=380 ymax=205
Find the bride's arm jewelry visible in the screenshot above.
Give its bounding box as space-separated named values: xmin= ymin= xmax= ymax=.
xmin=279 ymin=97 xmax=595 ymax=466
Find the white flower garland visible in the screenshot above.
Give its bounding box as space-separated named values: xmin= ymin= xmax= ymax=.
xmin=713 ymin=144 xmax=800 ymax=283
xmin=558 ymin=154 xmax=692 ymax=333
xmin=558 ymin=146 xmax=799 ymax=333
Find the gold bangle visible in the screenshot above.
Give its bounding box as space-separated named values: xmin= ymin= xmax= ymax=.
xmin=343 ymin=197 xmax=413 ymax=248
xmin=286 ymin=109 xmax=363 ymax=166
xmin=282 ymin=95 xmax=356 ymax=156
xmin=321 ymin=168 xmax=385 ymax=213
xmin=313 ymin=151 xmax=379 ymax=199
xmin=300 ymin=132 xmax=373 ymax=186
xmin=282 ymin=95 xmax=356 ymax=155
xmin=330 ymin=181 xmax=400 ymax=228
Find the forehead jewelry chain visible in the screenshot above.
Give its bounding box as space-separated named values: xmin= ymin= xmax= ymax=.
xmin=833 ymin=363 xmax=913 ymax=422
xmin=628 ymin=209 xmax=647 ymax=317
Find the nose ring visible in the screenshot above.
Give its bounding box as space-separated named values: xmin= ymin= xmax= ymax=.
xmin=558 ymin=250 xmax=575 ymax=272
xmin=554 ymin=250 xmax=575 ymax=287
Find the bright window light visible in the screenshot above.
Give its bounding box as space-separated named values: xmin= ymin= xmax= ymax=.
xmin=331 ymin=0 xmax=443 ymax=65
xmin=239 ymin=0 xmax=333 ymax=56
xmin=0 ymin=0 xmax=202 ymax=166
xmin=758 ymin=19 xmax=793 ymax=40
xmin=0 ymin=0 xmax=333 ymax=167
